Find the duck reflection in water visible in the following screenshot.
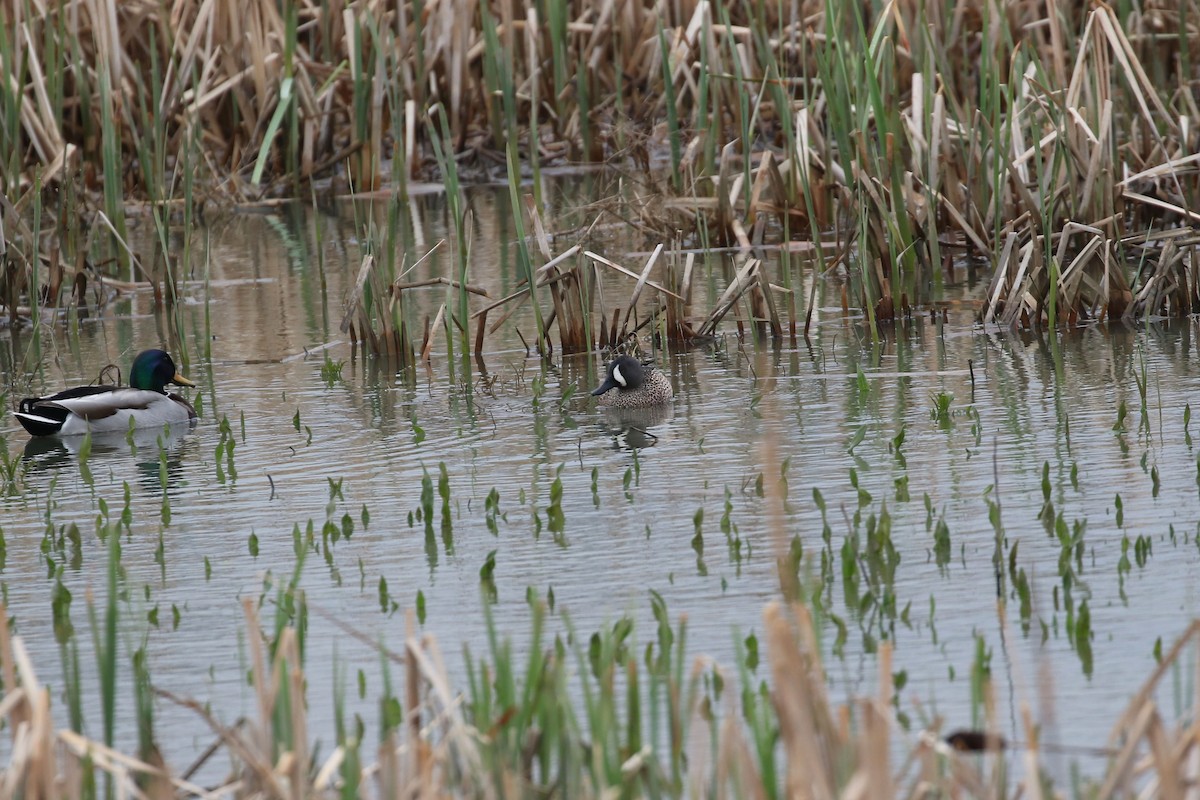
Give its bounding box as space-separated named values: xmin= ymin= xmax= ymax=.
xmin=597 ymin=405 xmax=673 ymax=451
xmin=22 ymin=422 xmax=197 ymax=494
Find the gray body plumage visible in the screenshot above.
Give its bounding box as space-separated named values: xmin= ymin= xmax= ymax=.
xmin=17 ymin=389 xmax=195 ymax=436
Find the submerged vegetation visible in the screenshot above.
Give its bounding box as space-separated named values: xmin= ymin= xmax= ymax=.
xmin=3 ymin=0 xmax=1200 ymax=348
xmin=7 ymin=486 xmax=1200 ymax=799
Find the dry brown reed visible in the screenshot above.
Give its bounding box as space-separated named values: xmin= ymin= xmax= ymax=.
xmin=5 ymin=0 xmax=1200 ymax=329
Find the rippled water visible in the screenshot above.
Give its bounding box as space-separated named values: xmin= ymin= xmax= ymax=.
xmin=2 ymin=181 xmax=1199 ymax=780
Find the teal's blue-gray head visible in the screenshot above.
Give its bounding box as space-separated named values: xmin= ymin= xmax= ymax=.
xmin=592 ymin=355 xmax=645 ymax=396
xmin=130 ymin=350 xmax=195 ymax=393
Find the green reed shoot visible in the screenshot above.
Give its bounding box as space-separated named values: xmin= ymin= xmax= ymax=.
xmin=132 ymin=645 xmax=159 ymax=771
xmin=28 ymin=176 xmax=41 ymax=328
xmin=346 ymin=13 xmax=378 ymax=191
xmin=851 ymin=2 xmax=913 ymax=315
xmin=918 ymin=50 xmax=944 ymax=298
xmin=134 ymin=30 xmax=186 ymax=326
xmin=716 ymin=2 xmax=752 ymax=212
xmin=84 ymin=523 xmax=122 ymax=799
xmin=0 ymin=436 xmax=25 ymax=496
xmin=479 ymin=5 xmax=544 ymax=346
xmin=98 ymin=63 xmax=129 ymax=276
xmin=59 ymin=621 xmax=86 ymax=735
xmin=696 ymin=13 xmax=714 ymax=174
xmin=657 ymin=24 xmax=682 ymax=190
xmin=251 ymin=77 xmax=295 ymax=188
xmin=0 ymin=35 xmax=15 ymax=190
xmin=742 ymin=0 xmax=796 ymax=200
xmin=408 ymin=0 xmax=427 ymax=105
xmin=284 ymin=3 xmax=300 ymax=186
xmin=547 ymin=0 xmax=569 ymax=127
xmin=736 ymin=631 xmax=779 ymax=793
xmin=426 ymin=105 xmax=472 ymax=360
xmin=386 ymin=70 xmax=410 ymax=200
xmin=526 ymin=18 xmax=543 ymax=211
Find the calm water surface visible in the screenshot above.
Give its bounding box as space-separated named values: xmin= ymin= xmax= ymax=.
xmin=2 ymin=183 xmax=1199 ymax=781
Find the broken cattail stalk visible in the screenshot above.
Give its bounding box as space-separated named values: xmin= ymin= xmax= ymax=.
xmin=422 ymin=304 xmax=445 ymax=361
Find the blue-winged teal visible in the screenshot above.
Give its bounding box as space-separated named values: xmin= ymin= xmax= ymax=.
xmin=591 ymin=355 xmax=674 ymax=408
xmin=16 ymin=350 xmax=197 ymax=437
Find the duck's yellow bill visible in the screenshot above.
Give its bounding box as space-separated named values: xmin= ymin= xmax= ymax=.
xmin=172 ymin=372 xmax=196 ymax=388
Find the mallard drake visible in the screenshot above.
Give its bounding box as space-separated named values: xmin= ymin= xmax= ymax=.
xmin=15 ymin=349 xmax=197 ymax=437
xmin=591 ymin=355 xmax=674 ymax=408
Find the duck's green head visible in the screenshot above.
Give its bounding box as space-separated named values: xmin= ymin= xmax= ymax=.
xmin=130 ymin=349 xmax=195 ymax=393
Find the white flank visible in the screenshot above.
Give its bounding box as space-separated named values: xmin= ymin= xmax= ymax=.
xmin=48 ymin=390 xmax=194 ymax=436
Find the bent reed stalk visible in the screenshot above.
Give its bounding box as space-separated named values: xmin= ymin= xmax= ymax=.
xmin=2 ymin=1 xmax=1200 ymax=336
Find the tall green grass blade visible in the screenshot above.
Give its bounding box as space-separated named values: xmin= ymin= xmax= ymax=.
xmin=98 ymin=63 xmax=129 ymax=276
xmin=252 ymin=78 xmax=295 ymax=186
xmin=657 ymin=24 xmax=682 ymax=190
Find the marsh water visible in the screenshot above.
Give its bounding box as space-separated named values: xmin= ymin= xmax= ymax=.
xmin=3 ymin=177 xmax=1199 ymax=780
